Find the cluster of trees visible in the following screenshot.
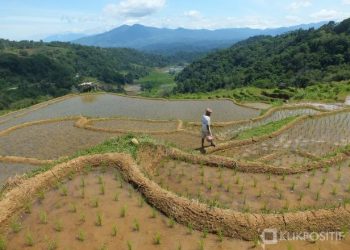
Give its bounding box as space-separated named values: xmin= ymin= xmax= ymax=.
xmin=175 ymin=18 xmax=350 ymax=93
xmin=0 ymin=40 xmax=167 ymax=110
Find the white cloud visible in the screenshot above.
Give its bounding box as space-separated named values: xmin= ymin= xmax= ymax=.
xmin=104 ymin=0 xmax=166 ymax=18
xmin=287 ymin=0 xmax=312 ymax=10
xmin=184 ymin=10 xmax=202 ymax=19
xmin=310 ymin=9 xmax=339 ymax=20
xmin=342 ymin=0 xmax=350 ymax=4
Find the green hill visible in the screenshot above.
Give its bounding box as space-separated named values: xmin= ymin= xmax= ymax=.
xmin=0 ymin=40 xmax=167 ymax=110
xmin=175 ymin=19 xmax=350 ymax=93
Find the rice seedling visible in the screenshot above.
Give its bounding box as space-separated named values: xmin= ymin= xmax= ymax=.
xmin=98 ymin=175 xmax=103 ymax=184
xmin=0 ymin=235 xmax=6 ymax=250
xmin=100 ymin=182 xmax=105 ymax=195
xmin=239 ymin=185 xmax=244 ymax=194
xmin=120 ymin=206 xmax=127 ymax=218
xmin=39 ymin=210 xmax=48 ymax=224
xmin=225 ymin=185 xmax=231 ymax=193
xmin=257 ymin=189 xmax=262 ymax=198
xmin=206 ymin=183 xmax=212 ymax=191
xmin=76 ymin=229 xmax=86 ymax=242
xmin=321 ymin=176 xmax=326 ymax=185
xmin=281 ymin=174 xmax=286 ymax=182
xmin=347 ymin=184 xmax=350 ymax=193
xmin=267 ymin=174 xmax=271 ymax=180
xmin=151 ymin=208 xmax=157 ymax=218
xmin=132 ymin=219 xmax=140 ymax=231
xmin=199 ymin=239 xmax=205 ymax=250
xmin=24 ymin=200 xmax=32 ymax=214
xmin=60 ymin=185 xmax=68 ymax=196
xmin=80 ymin=187 xmax=85 ymax=199
xmin=324 ymin=165 xmax=330 ymax=173
xmin=306 ymin=180 xmax=311 ymax=189
xmin=283 ymin=200 xmax=290 ymax=211
xmin=68 ymin=171 xmax=75 ymax=180
xmin=337 ymin=173 xmax=342 ymax=181
xmin=37 ymin=190 xmax=45 ymax=203
xmin=99 ymin=243 xmax=108 ymax=250
xmin=311 ymin=169 xmax=316 ymax=177
xmin=253 ymin=178 xmax=257 ymax=188
xmin=127 ymin=241 xmax=133 ymax=250
xmin=80 ymin=177 xmax=85 ymax=188
xmin=79 ymin=213 xmax=86 ymax=223
xmin=139 ymin=197 xmax=144 ymax=208
xmin=96 ymin=213 xmax=103 ymax=226
xmin=168 ymin=218 xmax=175 ymax=228
xmin=47 ymin=239 xmax=58 ymax=250
xmin=202 ymin=228 xmax=208 ymax=238
xmin=251 ymin=236 xmax=260 ymax=248
xmin=153 ymin=232 xmax=161 ymax=245
xmin=315 ymin=191 xmax=320 ymax=201
xmin=114 ymin=192 xmax=119 ymax=201
xmin=187 ymin=222 xmax=193 ymax=235
xmin=25 ymin=230 xmax=34 ymax=246
xmin=69 ymin=203 xmax=77 ymax=213
xmin=54 ymin=220 xmax=63 ymax=232
xmin=177 ymin=244 xmax=182 ymax=250
xmin=112 ymin=225 xmax=118 ymax=237
xmin=235 ymin=176 xmax=240 ymax=185
xmin=91 ymin=198 xmax=99 ymax=208
xmin=278 ymin=191 xmax=283 ymax=200
xmin=10 ymin=217 xmax=22 ymax=233
xmin=332 ymin=187 xmax=338 ymax=196
xmin=217 ymin=229 xmax=223 ymax=242
xmin=290 ymin=181 xmax=296 ymax=191
xmin=298 ymin=192 xmax=304 ymax=201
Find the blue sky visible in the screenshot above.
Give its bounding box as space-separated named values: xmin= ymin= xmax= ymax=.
xmin=1 ymin=0 xmax=350 ymax=40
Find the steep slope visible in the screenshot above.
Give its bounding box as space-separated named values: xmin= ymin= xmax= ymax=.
xmin=175 ymin=19 xmax=350 ymax=93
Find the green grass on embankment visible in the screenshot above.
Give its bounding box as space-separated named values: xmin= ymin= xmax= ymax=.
xmin=236 ymin=116 xmax=298 ymax=140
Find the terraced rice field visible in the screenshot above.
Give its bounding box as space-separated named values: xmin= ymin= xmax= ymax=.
xmin=1 ymin=94 xmax=350 ymax=250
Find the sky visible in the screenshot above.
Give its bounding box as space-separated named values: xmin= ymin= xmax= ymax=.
xmin=1 ymin=0 xmax=350 ymax=40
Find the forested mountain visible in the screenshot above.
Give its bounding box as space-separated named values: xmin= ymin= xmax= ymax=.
xmin=0 ymin=40 xmax=167 ymax=110
xmin=73 ymin=22 xmax=326 ymax=57
xmin=175 ymin=19 xmax=350 ymax=93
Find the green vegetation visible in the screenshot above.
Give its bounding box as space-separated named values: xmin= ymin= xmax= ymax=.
xmin=137 ymin=68 xmax=176 ymax=97
xmin=0 ymin=39 xmax=167 ymax=111
xmin=175 ymin=18 xmax=350 ymax=95
xmin=168 ymin=81 xmax=350 ymax=103
xmin=237 ymin=116 xmax=298 ymax=140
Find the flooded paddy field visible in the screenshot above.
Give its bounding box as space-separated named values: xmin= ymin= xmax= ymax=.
xmin=91 ymin=118 xmax=179 ymax=133
xmin=215 ymin=107 xmax=320 ymax=139
xmin=0 ymin=121 xmax=118 ymax=160
xmin=217 ymin=110 xmax=350 ymax=162
xmin=148 ymin=157 xmax=350 ymax=213
xmin=0 ymin=94 xmax=260 ymax=131
xmin=0 ymin=163 xmax=37 ymax=186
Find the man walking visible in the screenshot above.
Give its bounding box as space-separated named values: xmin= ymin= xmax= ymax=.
xmin=201 ymin=108 xmax=215 ymax=148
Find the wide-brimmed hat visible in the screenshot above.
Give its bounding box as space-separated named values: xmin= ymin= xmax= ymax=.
xmin=206 ymin=108 xmax=213 ymax=113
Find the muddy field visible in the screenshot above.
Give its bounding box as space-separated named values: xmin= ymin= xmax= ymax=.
xmin=147 ymin=157 xmax=350 ymax=213
xmin=3 ymin=168 xmax=252 ymax=250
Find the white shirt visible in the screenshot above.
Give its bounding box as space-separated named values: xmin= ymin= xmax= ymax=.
xmin=202 ymin=115 xmax=211 ymax=131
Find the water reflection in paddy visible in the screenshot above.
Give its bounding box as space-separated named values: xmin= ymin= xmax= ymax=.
xmin=0 ymin=94 xmax=260 ymax=131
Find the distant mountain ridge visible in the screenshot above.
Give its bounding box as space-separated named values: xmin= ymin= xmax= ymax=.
xmin=72 ymin=22 xmax=327 ymax=54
